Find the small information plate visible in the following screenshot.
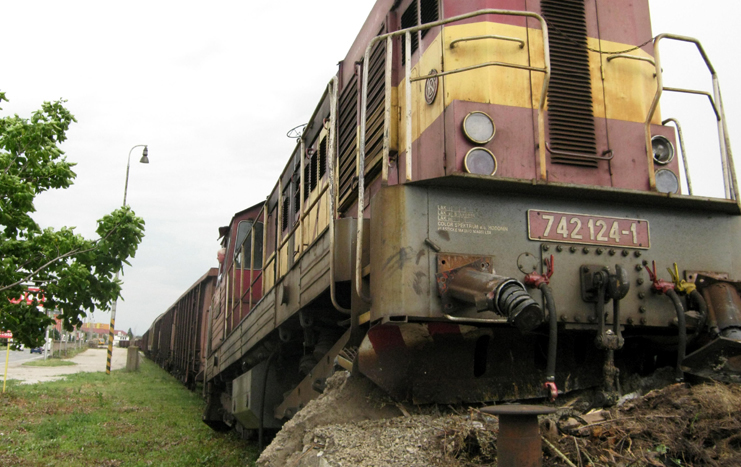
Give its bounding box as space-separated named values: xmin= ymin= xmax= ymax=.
xmin=528 ymin=210 xmax=650 ymax=249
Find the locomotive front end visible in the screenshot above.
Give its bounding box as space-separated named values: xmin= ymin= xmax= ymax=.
xmin=352 ymin=0 xmax=741 ymax=405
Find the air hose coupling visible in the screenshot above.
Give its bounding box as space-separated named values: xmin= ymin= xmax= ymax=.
xmin=437 ymin=265 xmax=543 ymax=332
xmin=493 ymin=279 xmax=544 ymax=333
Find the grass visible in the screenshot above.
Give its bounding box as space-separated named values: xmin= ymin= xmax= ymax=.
xmin=0 ymin=357 xmax=258 ymax=466
xmin=22 ymin=359 xmax=77 ymax=367
xmin=51 ymin=345 xmax=88 ymax=360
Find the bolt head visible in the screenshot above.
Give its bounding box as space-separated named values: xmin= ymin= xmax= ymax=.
xmin=639 ymin=306 xmax=647 ymax=313
xmin=634 ymin=251 xmax=642 ymax=257
xmin=574 ymin=316 xmax=581 ymax=323
xmin=635 ymin=264 xmax=643 ymax=271
xmin=622 ymin=250 xmax=629 ymax=257
xmin=583 ymin=247 xmax=590 ymax=254
xmin=570 ymin=246 xmax=577 ymax=253
xmin=637 ymin=278 xmax=644 ymax=285
xmin=543 ymin=244 xmax=550 ymax=251
xmin=560 ymin=315 xmax=567 ymax=322
xmin=556 ymin=245 xmax=563 ymax=252
xmin=588 ymin=315 xmax=596 ymax=323
xmin=627 ymin=317 xmax=634 ymax=324
xmin=609 ymin=249 xmax=616 ymax=256
xmin=596 ymin=248 xmax=603 ymax=255
xmin=640 ymin=317 xmax=647 ymax=325
xmin=638 ymin=292 xmax=645 ymax=299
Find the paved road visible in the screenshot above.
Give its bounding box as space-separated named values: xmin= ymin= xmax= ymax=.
xmin=2 ymin=347 xmax=43 ymax=366
xmin=2 ymin=347 xmax=128 ymax=384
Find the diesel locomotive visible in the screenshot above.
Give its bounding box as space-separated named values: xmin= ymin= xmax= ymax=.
xmin=149 ymin=0 xmax=741 ymax=434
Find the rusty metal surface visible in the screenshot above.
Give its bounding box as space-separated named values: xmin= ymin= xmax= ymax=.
xmin=437 ymin=254 xmax=493 ymax=274
xmin=482 ymin=404 xmax=555 ymax=467
xmin=700 ymin=282 xmax=741 ymax=331
xmin=682 ymin=336 xmax=741 ymax=383
xmin=357 ymin=322 xmax=603 ymax=404
xmin=481 ymin=405 xmax=556 ymax=416
xmin=685 ymin=271 xmax=729 ymax=283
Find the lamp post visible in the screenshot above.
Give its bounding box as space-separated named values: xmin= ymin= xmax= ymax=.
xmin=106 ymin=144 xmax=149 ymax=375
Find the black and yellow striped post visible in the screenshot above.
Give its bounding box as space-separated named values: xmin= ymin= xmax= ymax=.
xmin=106 ymin=270 xmax=120 ymax=375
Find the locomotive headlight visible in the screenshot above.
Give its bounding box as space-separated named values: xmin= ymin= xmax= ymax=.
xmin=463 ymin=111 xmax=496 ymax=144
xmin=464 ymin=148 xmax=498 ymax=176
xmin=651 ymin=135 xmax=675 ymax=165
xmin=655 ymin=169 xmax=679 ymax=194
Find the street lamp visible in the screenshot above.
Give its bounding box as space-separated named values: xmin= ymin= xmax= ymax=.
xmin=106 ymin=144 xmax=149 ymax=375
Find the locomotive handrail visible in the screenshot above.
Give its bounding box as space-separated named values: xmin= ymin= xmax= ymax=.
xmin=606 ymin=53 xmax=656 ymax=67
xmin=662 ymin=88 xmax=720 ymax=120
xmin=449 ymin=34 xmax=525 ymax=49
xmin=326 ymin=77 xmax=351 ymax=314
xmin=357 ymin=9 xmax=552 ymax=303
xmin=409 ymin=60 xmax=542 ymax=82
xmin=645 ymin=33 xmax=738 ymax=201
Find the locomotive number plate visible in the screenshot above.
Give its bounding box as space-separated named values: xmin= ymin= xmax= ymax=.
xmin=528 ymin=210 xmax=650 ymax=249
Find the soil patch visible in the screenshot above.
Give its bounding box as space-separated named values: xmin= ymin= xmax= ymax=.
xmin=259 ymin=371 xmax=741 ymax=467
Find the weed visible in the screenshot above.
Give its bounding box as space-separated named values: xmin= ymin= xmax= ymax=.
xmin=0 ymin=358 xmax=257 ymax=466
xmin=23 ymin=359 xmax=77 ymax=367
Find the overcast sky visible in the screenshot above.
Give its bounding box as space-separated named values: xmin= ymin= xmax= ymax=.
xmin=2 ymin=1 xmax=739 ymax=336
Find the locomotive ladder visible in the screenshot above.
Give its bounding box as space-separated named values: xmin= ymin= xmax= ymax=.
xmin=644 ymin=34 xmax=738 ymax=201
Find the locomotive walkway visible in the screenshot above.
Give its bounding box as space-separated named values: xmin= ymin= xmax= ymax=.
xmin=4 ymin=347 xmax=127 ymax=384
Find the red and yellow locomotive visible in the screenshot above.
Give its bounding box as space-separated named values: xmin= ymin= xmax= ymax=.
xmin=154 ymin=0 xmax=741 ymax=433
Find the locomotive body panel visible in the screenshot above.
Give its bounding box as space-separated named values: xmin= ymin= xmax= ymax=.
xmin=370 ymin=183 xmax=741 ymax=326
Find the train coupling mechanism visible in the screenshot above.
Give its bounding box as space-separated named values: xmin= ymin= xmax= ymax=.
xmin=436 ymin=261 xmax=543 ymax=332
xmin=580 ymin=264 xmax=629 ymax=350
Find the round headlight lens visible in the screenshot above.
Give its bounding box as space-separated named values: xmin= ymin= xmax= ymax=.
xmin=463 ymin=111 xmax=496 ymax=144
xmin=464 ymin=148 xmax=498 ymax=175
xmin=655 ymin=169 xmax=679 ymax=194
xmin=651 ymin=135 xmax=674 ymax=165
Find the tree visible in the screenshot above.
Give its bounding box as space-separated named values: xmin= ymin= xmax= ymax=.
xmin=0 ymin=93 xmax=145 ymax=349
xmin=127 ymin=327 xmax=133 ymax=340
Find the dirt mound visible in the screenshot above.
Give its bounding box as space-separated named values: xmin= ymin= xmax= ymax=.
xmin=257 ymin=371 xmax=402 ymax=467
xmin=549 ymin=382 xmax=741 ymax=466
xmin=260 ymin=372 xmax=741 ymax=466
